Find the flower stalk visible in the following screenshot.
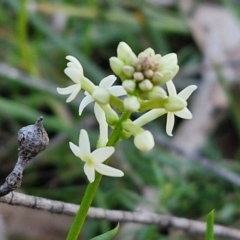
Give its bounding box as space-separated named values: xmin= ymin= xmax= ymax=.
xmin=66 ymin=112 xmax=131 ymax=240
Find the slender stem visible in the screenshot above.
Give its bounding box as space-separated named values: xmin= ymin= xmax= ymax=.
xmin=66 ymin=111 xmax=131 ymax=240
xmin=18 ymin=0 xmax=36 ymax=74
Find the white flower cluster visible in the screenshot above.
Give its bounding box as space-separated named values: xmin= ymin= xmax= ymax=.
xmin=57 ymin=42 xmax=197 ymax=183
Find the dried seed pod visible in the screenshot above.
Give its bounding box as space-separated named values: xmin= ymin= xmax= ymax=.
xmin=18 ymin=116 xmax=49 ymax=165
xmin=0 ymin=117 xmax=49 ymax=197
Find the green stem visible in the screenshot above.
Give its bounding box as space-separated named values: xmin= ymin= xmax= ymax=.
xmin=18 ymin=0 xmax=37 ymax=74
xmin=66 ymin=111 xmax=131 ymax=240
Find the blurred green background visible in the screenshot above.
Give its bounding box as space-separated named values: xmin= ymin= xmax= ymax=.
xmin=1 ymin=0 xmax=240 ymax=239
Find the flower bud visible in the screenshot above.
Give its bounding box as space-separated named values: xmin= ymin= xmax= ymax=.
xmin=122 ymin=80 xmax=136 ymax=93
xmin=133 ymin=72 xmax=144 ymax=81
xmin=152 ymin=54 xmax=162 ymax=66
xmin=109 ymin=57 xmax=125 ymax=75
xmin=148 ymin=86 xmax=167 ymax=100
xmin=155 ymin=70 xmax=172 ymax=85
xmin=163 ymin=95 xmax=187 ymax=112
xmin=124 ymin=96 xmax=140 ymax=112
xmin=144 ymin=69 xmax=154 ymax=79
xmin=134 ymin=130 xmax=155 ymax=152
xmin=161 ymin=53 xmax=178 ymax=65
xmin=122 ymin=65 xmax=135 ymax=78
xmin=157 ymin=53 xmax=179 ymax=84
xmin=138 ymin=48 xmax=155 ymax=59
xmin=139 ymin=79 xmax=153 ymax=91
xmin=92 ymin=87 xmax=110 ymax=104
xmin=152 ymin=72 xmax=163 ymax=83
xmin=117 ymin=42 xmax=137 ymax=65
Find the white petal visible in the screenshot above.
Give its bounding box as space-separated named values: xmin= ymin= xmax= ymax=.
xmin=79 ymin=129 xmax=91 ymax=155
xmin=109 ymin=86 xmax=127 ymax=96
xmin=67 ymin=62 xmax=74 ymax=68
xmin=166 ymin=80 xmax=177 ymax=96
xmin=166 ymin=112 xmax=175 ymax=136
xmin=79 ymin=95 xmax=94 ymax=115
xmin=174 ymin=107 xmax=192 ymax=119
xmin=57 ymin=85 xmax=75 ymax=95
xmin=94 ymin=104 xmax=108 ymax=147
xmin=178 ymin=85 xmax=197 ymax=100
xmin=90 ymin=147 xmax=115 ymax=164
xmin=84 ymin=163 xmax=95 ymax=183
xmin=64 ymin=68 xmax=82 ymax=84
xmin=99 ymin=75 xmax=117 ymax=88
xmin=66 ymin=55 xmax=83 ymax=73
xmin=66 ymin=84 xmax=81 ymax=102
xmin=95 ymin=164 xmax=124 ymax=177
xmin=69 ymin=142 xmax=82 ymax=158
xmin=94 ymin=103 xmax=106 ymax=123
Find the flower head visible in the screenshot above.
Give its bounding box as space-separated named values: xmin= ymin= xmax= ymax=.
xmin=69 ymin=129 xmax=124 ymax=183
xmin=57 ymin=56 xmax=84 ymax=102
xmin=109 ymin=42 xmax=179 ymax=103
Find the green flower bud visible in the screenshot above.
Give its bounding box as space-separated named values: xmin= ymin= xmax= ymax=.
xmin=124 ymin=96 xmax=140 ymax=112
xmin=144 ymin=69 xmax=154 ymax=79
xmin=109 ymin=57 xmax=125 ymax=75
xmin=157 ymin=53 xmax=179 ymax=83
xmin=117 ymin=42 xmax=137 ymax=65
xmin=148 ymin=86 xmax=167 ymax=100
xmin=122 ymin=65 xmax=135 ymax=78
xmin=122 ymin=80 xmax=136 ymax=93
xmin=138 ymin=48 xmax=155 ymax=59
xmin=152 ymin=54 xmax=162 ymax=66
xmin=152 ymin=72 xmax=163 ymax=83
xmin=161 ymin=53 xmax=178 ymax=66
xmin=133 ymin=72 xmax=144 ymax=81
xmin=156 ymin=70 xmax=172 ymax=85
xmin=139 ymin=79 xmax=153 ymax=91
xmin=163 ymin=95 xmax=187 ymax=112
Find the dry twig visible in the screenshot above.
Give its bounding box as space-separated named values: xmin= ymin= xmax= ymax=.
xmin=1 ymin=192 xmax=240 ymax=239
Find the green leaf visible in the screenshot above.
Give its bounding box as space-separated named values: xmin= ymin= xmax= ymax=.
xmin=90 ymin=223 xmax=119 ymax=240
xmin=205 ymin=210 xmax=214 ymax=240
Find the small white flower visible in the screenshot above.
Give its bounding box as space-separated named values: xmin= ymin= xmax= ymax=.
xmin=57 ymin=56 xmax=84 ymax=102
xmin=133 ymin=80 xmax=197 ymax=137
xmin=165 ymin=80 xmax=197 ymax=136
xmin=79 ymin=75 xmax=126 ymax=115
xmin=69 ymin=129 xmax=124 ymax=183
